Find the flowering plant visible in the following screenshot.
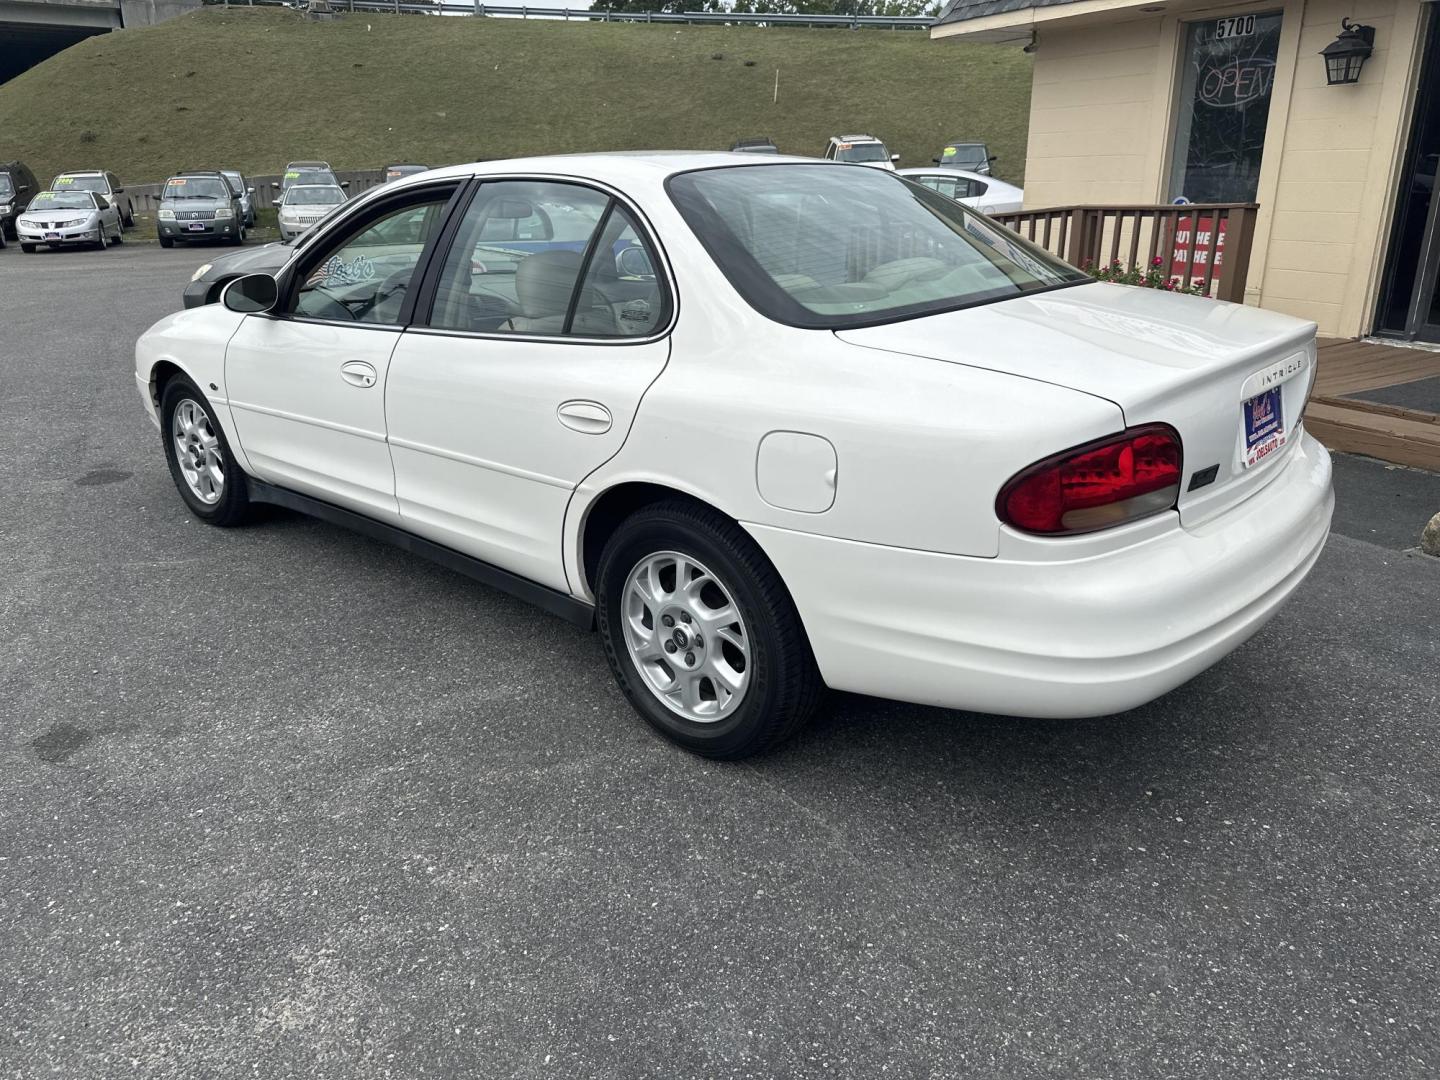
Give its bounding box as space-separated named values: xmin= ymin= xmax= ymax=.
xmin=1084 ymin=256 xmax=1208 ymax=296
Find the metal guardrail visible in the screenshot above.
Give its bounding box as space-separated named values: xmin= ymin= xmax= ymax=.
xmin=205 ymin=0 xmax=933 ymax=30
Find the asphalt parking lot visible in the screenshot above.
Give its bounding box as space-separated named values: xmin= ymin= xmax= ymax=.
xmin=2 ymin=240 xmax=1439 ymax=1079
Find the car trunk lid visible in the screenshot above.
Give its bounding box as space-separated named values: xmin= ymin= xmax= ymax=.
xmin=835 ymin=282 xmax=1317 ymax=527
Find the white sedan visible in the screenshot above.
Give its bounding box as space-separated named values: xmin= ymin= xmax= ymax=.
xmin=134 ymin=154 xmax=1333 ymax=758
xmin=898 ymin=167 xmax=1025 ymax=214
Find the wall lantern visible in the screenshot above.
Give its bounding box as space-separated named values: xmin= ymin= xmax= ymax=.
xmin=1320 ymin=19 xmax=1375 ymax=85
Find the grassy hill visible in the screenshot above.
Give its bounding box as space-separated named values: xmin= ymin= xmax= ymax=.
xmin=0 ymin=8 xmax=1031 ymax=187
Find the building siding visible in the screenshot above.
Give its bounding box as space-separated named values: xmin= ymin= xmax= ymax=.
xmin=1012 ymin=0 xmax=1426 ymax=337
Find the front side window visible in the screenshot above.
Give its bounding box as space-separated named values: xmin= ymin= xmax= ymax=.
xmin=1168 ymin=12 xmax=1283 ymax=203
xmin=0 ymin=176 xmax=13 ymax=199
xmin=918 ymin=175 xmax=981 ymax=201
xmin=428 ymin=180 xmax=667 ymax=338
xmin=669 ymin=164 xmax=1088 ymax=329
xmin=290 ymin=192 xmax=454 ymax=325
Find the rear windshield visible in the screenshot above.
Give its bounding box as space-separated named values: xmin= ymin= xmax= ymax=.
xmin=29 ymin=191 xmax=94 ymax=210
xmin=163 ymin=177 xmax=231 ymax=200
xmin=0 ymin=176 xmax=13 ymax=198
xmin=835 ymin=143 xmax=889 ymax=163
xmin=285 ymin=186 xmax=345 ymax=206
xmin=667 ymin=164 xmax=1088 ymax=330
xmin=53 ymin=174 xmax=108 ymax=193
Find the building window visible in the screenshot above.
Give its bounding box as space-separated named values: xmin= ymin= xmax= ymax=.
xmin=1168 ymin=12 xmax=1283 ymax=204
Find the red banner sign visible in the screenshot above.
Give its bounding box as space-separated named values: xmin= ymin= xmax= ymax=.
xmin=1170 ymin=214 xmax=1227 ymax=283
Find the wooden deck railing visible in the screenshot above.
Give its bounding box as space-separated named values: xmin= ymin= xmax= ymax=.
xmin=990 ymin=203 xmax=1259 ymax=304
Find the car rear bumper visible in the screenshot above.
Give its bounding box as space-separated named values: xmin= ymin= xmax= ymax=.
xmin=745 ymin=432 xmax=1333 ymax=718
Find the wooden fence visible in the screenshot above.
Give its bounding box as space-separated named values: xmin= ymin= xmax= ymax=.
xmin=991 ymin=203 xmax=1259 ymax=303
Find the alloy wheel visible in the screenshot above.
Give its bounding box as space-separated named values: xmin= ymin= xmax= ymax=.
xmin=172 ymin=399 xmax=225 ymax=505
xmin=622 ymin=551 xmax=750 ymax=722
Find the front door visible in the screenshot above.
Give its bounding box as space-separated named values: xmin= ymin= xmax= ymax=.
xmin=386 ymin=178 xmax=672 ymax=593
xmin=1376 ymin=10 xmax=1440 ymax=343
xmin=224 ymin=184 xmax=461 ymax=521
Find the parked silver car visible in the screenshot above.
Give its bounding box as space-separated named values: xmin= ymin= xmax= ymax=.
xmin=276 ymin=184 xmax=347 ymax=240
xmin=220 ymin=169 xmax=256 ymax=227
xmin=50 ymin=170 xmax=135 ymax=227
xmin=16 ymin=189 xmax=124 ymax=252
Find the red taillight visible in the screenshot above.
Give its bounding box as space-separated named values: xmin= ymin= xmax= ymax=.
xmin=997 ymin=424 xmax=1183 ymax=536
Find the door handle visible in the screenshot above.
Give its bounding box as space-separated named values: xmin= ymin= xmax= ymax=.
xmin=557 ymin=400 xmax=613 ymax=435
xmin=340 ymin=360 xmax=377 ymax=388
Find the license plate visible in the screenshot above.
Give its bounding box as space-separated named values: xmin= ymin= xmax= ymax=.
xmin=44 ymin=231 xmax=60 ymax=239
xmin=187 ymin=223 xmax=206 ymax=232
xmin=1242 ymin=386 xmax=1286 ymax=467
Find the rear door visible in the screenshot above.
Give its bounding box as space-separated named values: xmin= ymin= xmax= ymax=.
xmin=386 ymin=178 xmax=672 ymax=592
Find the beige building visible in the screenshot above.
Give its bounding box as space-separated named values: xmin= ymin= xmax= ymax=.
xmin=932 ymin=0 xmax=1440 ymax=344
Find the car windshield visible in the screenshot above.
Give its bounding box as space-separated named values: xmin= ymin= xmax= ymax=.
xmin=29 ymin=191 xmax=93 ymax=210
xmin=164 ymin=177 xmax=231 ymax=200
xmin=668 ymin=164 xmax=1089 ymax=329
xmin=835 ymin=143 xmax=889 ymax=163
xmin=942 ymin=144 xmax=987 ymax=166
xmin=0 ymin=176 xmax=13 ymax=198
xmin=286 ymin=186 xmax=345 ymax=206
xmin=283 ymin=169 xmax=337 ymax=189
xmin=53 ymin=174 xmax=107 ymax=193
xmin=386 ymin=165 xmax=426 ymax=180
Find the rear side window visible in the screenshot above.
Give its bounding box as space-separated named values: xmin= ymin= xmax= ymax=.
xmin=427 ymin=180 xmax=668 ymax=339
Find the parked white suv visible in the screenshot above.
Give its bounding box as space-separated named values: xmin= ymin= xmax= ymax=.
xmin=822 ymin=134 xmax=899 ymax=170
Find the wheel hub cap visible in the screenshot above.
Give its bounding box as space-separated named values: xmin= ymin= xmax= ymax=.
xmin=622 ymin=551 xmax=749 ymax=723
xmin=171 ymin=398 xmax=225 ymax=505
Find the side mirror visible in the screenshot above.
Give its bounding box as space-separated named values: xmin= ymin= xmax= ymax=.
xmin=616 ymin=245 xmax=653 ymax=278
xmin=222 ymin=274 xmax=279 ymax=314
xmin=113 ymin=186 xmax=124 ymax=193
xmin=932 ymin=157 xmax=941 ymax=165
xmin=891 ymin=154 xmax=901 ymax=163
xmin=246 ymin=186 xmax=255 ymax=195
xmin=341 ymin=181 xmax=351 ymax=189
xmin=989 ymin=155 xmax=999 ymax=163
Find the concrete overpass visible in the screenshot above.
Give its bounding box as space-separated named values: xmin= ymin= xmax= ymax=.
xmin=0 ymin=0 xmax=199 ymax=84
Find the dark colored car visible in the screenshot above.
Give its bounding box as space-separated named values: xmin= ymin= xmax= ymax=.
xmin=0 ymin=160 xmax=40 ymax=242
xmin=157 ymin=171 xmax=247 ymax=247
xmin=729 ymin=137 xmax=779 ymax=154
xmin=384 ymin=163 xmax=429 ymax=183
xmin=50 ymin=170 xmax=135 ymax=226
xmin=933 ymin=141 xmax=996 ymax=175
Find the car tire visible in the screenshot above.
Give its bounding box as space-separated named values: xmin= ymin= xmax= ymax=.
xmin=159 ymin=376 xmax=253 ymax=527
xmin=159 ymin=235 xmax=174 ymax=249
xmin=95 ymin=229 xmax=108 ymax=250
xmin=20 ymin=242 xmax=35 ymax=253
xmin=123 ymin=204 xmax=135 ymax=228
xmin=232 ymin=224 xmax=245 ymax=246
xmin=595 ymin=498 xmax=823 ymax=759
xmin=112 ymin=220 xmax=124 ymax=244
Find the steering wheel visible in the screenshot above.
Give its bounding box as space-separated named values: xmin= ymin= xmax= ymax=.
xmin=352 ymin=270 xmax=413 ymax=322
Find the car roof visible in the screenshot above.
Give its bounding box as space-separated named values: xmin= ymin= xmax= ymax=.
xmin=286 ymin=160 xmax=332 ymax=168
xmin=287 ymin=183 xmax=345 ymax=192
xmin=172 ymin=170 xmax=226 ymax=178
xmin=831 ymin=135 xmax=882 ymax=144
xmin=388 ymin=151 xmax=826 ymax=187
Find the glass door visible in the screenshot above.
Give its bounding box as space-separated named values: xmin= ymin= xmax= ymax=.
xmin=1376 ymin=9 xmax=1440 ymax=343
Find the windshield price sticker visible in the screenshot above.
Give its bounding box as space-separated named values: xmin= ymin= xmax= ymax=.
xmin=34 ymin=192 xmax=56 ymax=200
xmin=1214 ymin=14 xmax=1257 ymax=39
xmin=167 ymin=177 xmax=187 ymax=186
xmin=54 ymin=177 xmax=75 ymax=185
xmin=285 ymin=171 xmax=301 ymax=179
